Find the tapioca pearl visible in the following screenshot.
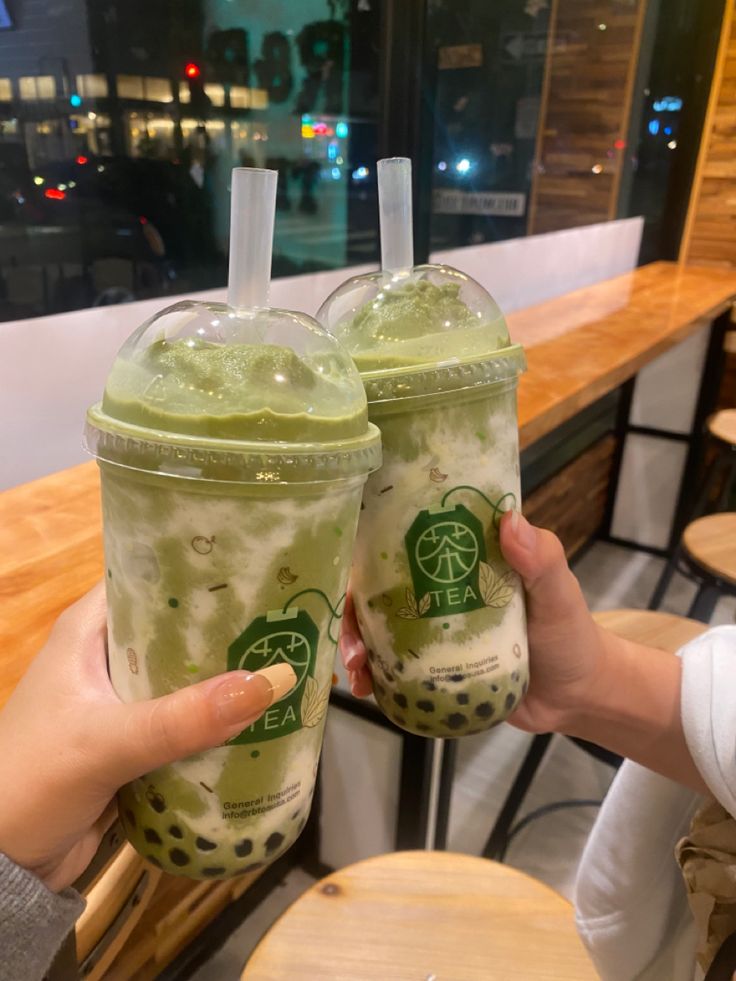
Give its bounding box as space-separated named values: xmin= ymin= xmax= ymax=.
xmin=456 ymin=693 xmax=469 ymax=705
xmin=265 ymin=832 xmax=285 ymax=854
xmin=511 ymin=671 xmax=520 ymax=683
xmin=290 ymin=810 xmax=301 ymax=821
xmin=169 ymin=825 xmax=183 ymax=839
xmin=146 ymin=855 xmax=162 ymax=868
xmin=244 ymin=862 xmax=265 ymax=873
xmin=385 ymin=671 xmax=395 ymax=683
xmin=416 ymin=723 xmax=431 ymax=733
xmin=394 ymin=661 xmax=404 ymax=674
xmin=144 ymin=828 xmax=162 ymax=845
xmin=416 ymin=700 xmax=435 ymax=713
xmin=449 ymin=673 xmax=465 ymax=683
xmin=195 ymin=836 xmax=217 ymax=852
xmin=393 ymin=693 xmax=408 ymax=709
xmin=234 ymin=838 xmax=253 ymax=858
xmin=146 ymin=790 xmax=166 ymax=813
xmin=124 ymin=809 xmax=137 ymax=829
xmin=202 ymin=867 xmax=226 ymax=877
xmin=169 ymin=848 xmax=191 ymax=867
xmin=475 ymin=702 xmax=495 ymax=720
xmin=392 ymin=714 xmax=407 ymax=727
xmin=443 ymin=713 xmax=468 ymax=731
xmin=522 ymin=680 xmax=529 ymax=696
xmin=421 ymin=680 xmax=437 ymax=692
xmin=490 ymin=683 xmax=500 ymax=693
xmin=505 ymin=692 xmax=517 ymax=712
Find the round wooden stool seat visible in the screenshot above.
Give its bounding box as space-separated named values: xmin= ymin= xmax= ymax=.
xmin=683 ymin=512 xmax=736 ymax=585
xmin=708 ymin=409 xmax=736 ymax=447
xmin=241 ymin=851 xmax=597 ymax=980
xmin=593 ymin=608 xmax=708 ymax=652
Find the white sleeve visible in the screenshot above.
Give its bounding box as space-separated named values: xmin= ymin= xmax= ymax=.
xmin=681 ymin=624 xmax=736 ymax=816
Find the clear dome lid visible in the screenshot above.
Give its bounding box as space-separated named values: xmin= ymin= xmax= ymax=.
xmin=85 ymin=299 xmax=381 ymax=484
xmin=317 ymin=263 xmax=525 ymax=403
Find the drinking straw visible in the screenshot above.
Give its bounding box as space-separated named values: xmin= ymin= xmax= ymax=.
xmin=227 ymin=167 xmax=278 ymax=310
xmin=377 ymin=157 xmax=414 ymax=275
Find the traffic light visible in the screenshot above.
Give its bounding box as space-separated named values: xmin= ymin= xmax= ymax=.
xmin=183 ymin=62 xmax=210 ymax=119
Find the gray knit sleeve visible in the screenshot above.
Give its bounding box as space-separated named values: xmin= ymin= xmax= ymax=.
xmin=0 ymin=851 xmax=85 ymax=981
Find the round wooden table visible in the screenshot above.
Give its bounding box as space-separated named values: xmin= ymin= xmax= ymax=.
xmin=241 ymin=851 xmax=598 ymax=980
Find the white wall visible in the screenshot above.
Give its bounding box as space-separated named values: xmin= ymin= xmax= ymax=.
xmin=0 ymin=218 xmax=642 ymax=491
xmin=432 ymin=216 xmax=644 ymax=313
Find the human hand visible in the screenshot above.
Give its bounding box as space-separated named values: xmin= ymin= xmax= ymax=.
xmin=0 ymin=584 xmax=295 ymax=892
xmin=339 ymin=512 xmax=606 ymax=733
xmin=496 ymin=510 xmax=605 ymax=733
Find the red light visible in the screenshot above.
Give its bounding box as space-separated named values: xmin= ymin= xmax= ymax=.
xmin=76 ymin=155 xmax=89 ymax=165
xmin=138 ymin=215 xmax=148 ymax=225
xmin=44 ymin=188 xmax=66 ymax=201
xmin=185 ymin=62 xmax=201 ymax=79
xmin=614 ymin=138 xmax=626 ymax=150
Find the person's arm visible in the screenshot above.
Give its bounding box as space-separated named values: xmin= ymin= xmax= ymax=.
xmin=0 ymin=584 xmax=295 ymax=979
xmin=0 ymin=852 xmax=84 ymax=980
xmin=341 ymin=510 xmax=708 ymax=796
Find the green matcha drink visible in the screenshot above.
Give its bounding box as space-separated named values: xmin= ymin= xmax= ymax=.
xmin=317 ymin=158 xmax=528 ymax=738
xmin=85 ymin=169 xmax=381 ymax=878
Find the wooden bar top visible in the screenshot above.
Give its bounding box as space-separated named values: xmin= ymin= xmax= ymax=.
xmin=2 ymin=260 xmax=736 ymax=707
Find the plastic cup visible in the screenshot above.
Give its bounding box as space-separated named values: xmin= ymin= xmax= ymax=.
xmin=84 ymin=170 xmax=381 ymax=878
xmin=318 ymin=260 xmax=527 ymax=738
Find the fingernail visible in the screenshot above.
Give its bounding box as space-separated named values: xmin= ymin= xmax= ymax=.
xmin=513 ymin=510 xmax=536 ymax=550
xmin=345 ymin=645 xmax=364 ymax=671
xmin=256 ymin=663 xmax=298 ymax=704
xmin=213 ymin=664 xmax=296 ymax=729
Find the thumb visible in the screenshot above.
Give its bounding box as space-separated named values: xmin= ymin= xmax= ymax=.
xmin=499 ymin=510 xmax=587 ymax=624
xmin=102 ymin=663 xmax=296 ymax=787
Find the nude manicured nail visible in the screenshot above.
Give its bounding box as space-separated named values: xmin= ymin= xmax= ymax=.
xmin=213 ymin=664 xmax=296 ymax=729
xmin=256 ymin=663 xmax=298 ymax=703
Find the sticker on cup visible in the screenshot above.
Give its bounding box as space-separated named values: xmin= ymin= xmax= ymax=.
xmin=400 ymin=484 xmax=518 ymax=620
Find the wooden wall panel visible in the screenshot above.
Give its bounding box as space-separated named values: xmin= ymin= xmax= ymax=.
xmin=523 ymin=434 xmax=617 ymax=557
xmin=529 ymin=0 xmax=647 ymax=235
xmin=681 ymin=2 xmax=736 ymax=268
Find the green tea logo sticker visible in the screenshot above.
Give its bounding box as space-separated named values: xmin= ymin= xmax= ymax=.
xmin=405 ymin=503 xmax=486 ymax=618
xmin=401 ymin=485 xmax=518 ymax=620
xmin=227 ymin=607 xmax=319 ymax=744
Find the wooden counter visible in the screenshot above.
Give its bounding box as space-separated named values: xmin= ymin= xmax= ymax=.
xmin=2 ymin=260 xmax=736 ymax=710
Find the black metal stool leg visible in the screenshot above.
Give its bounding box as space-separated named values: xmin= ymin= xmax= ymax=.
xmin=688 ymin=583 xmax=720 ymax=623
xmin=482 ymin=733 xmax=553 ymax=861
xmin=715 ymin=452 xmax=736 ymax=512
xmin=650 ymin=451 xmax=733 ymax=611
xmin=649 ymin=545 xmax=682 ymax=610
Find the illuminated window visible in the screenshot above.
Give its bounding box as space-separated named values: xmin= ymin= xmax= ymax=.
xmin=0 ymin=78 xmax=10 ymax=101
xmin=179 ymin=82 xmax=190 ymax=103
xmin=19 ymin=76 xmax=56 ymax=100
xmin=144 ymin=78 xmax=174 ymax=103
xmin=76 ymin=74 xmax=108 ymax=98
xmin=229 ymin=86 xmax=250 ymax=108
xmin=251 ymin=88 xmax=268 ymax=110
xmin=116 ymin=75 xmax=145 ymax=100
xmin=205 ymin=83 xmax=225 ymax=107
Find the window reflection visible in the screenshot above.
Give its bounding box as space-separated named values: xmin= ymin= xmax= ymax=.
xmin=0 ymin=0 xmax=381 ymax=321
